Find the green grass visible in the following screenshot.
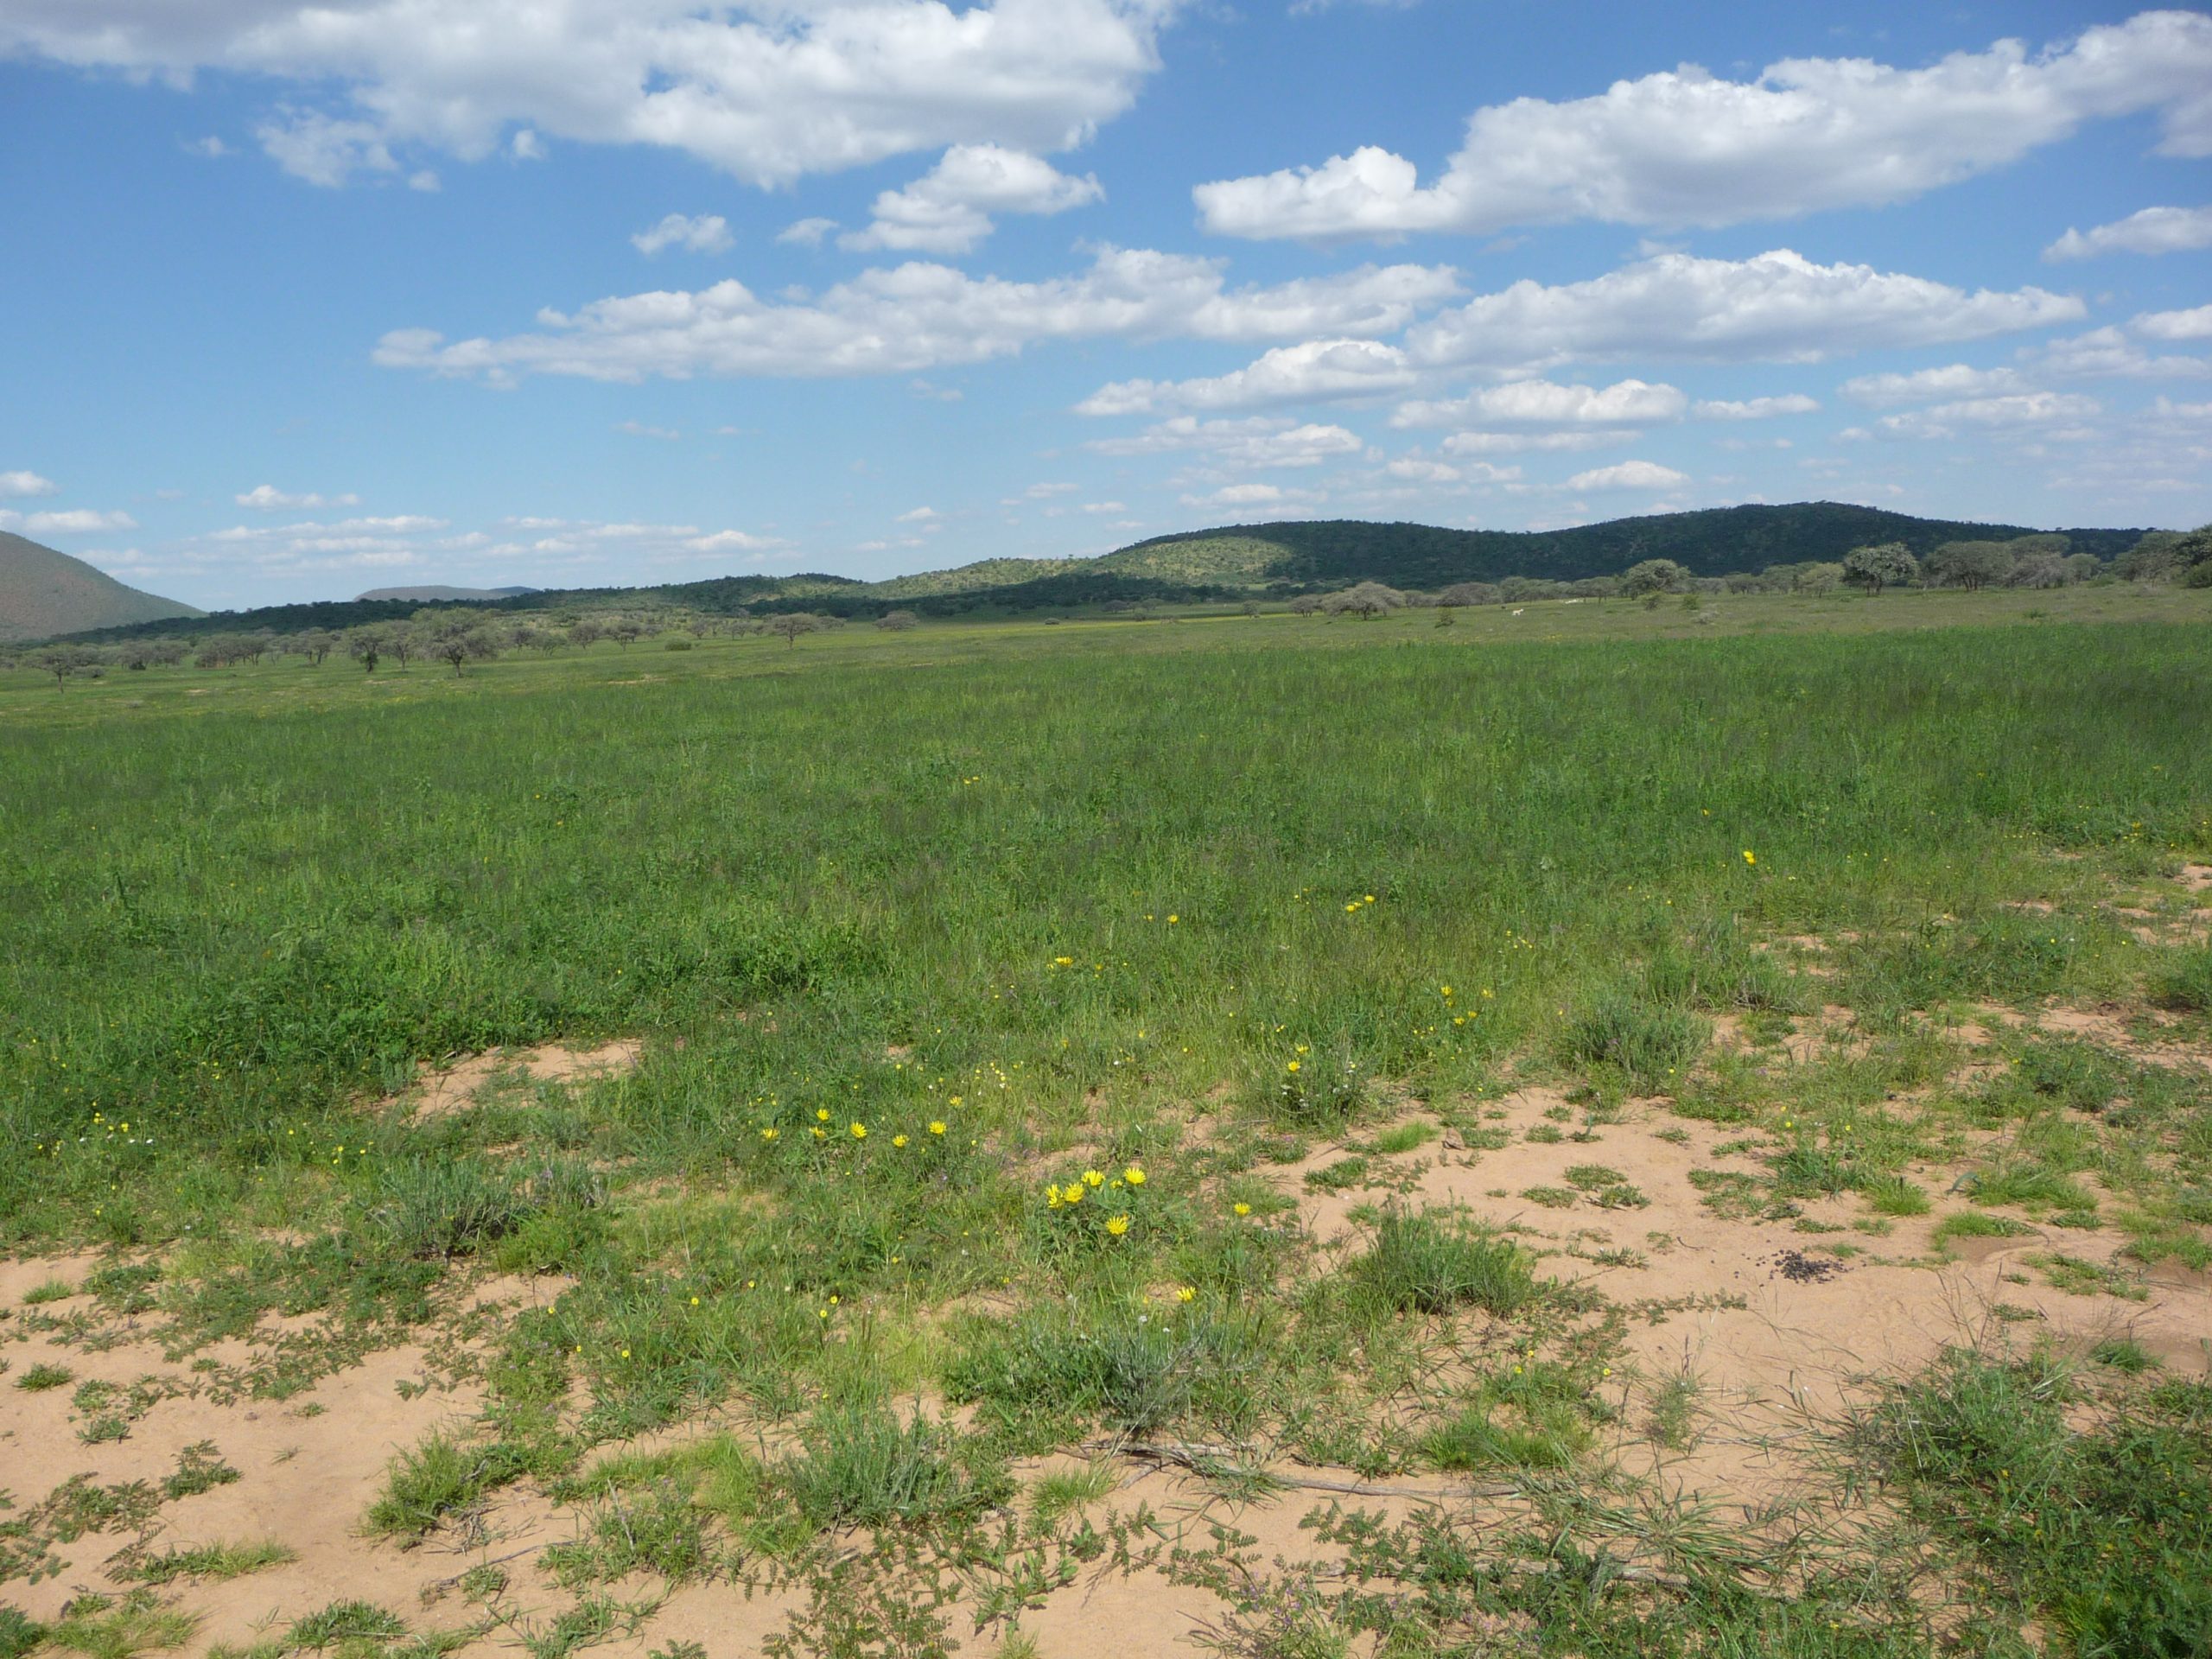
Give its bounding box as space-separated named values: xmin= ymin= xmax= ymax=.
xmin=15 ymin=1363 xmax=73 ymax=1391
xmin=364 ymin=1433 xmax=529 ymax=1542
xmin=1853 ymin=1349 xmax=2212 ymax=1656
xmin=1345 ymin=1207 xmax=1537 ymax=1317
xmin=127 ymin=1541 xmax=295 ymax=1584
xmin=1930 ymin=1211 xmax=2035 ymax=1250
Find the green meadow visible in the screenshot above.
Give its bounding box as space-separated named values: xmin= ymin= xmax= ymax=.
xmin=3 ymin=586 xmax=2211 ymax=1659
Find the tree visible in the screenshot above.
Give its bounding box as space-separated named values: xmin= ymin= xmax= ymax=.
xmin=1437 ymin=582 xmax=1498 ymax=607
xmin=1620 ymin=558 xmax=1689 ymax=598
xmin=2009 ymin=550 xmax=2067 ymax=589
xmin=1927 ymin=541 xmax=2014 ymax=592
xmin=385 ymin=629 xmax=418 ymax=670
xmin=1795 ymin=563 xmax=1845 ymax=595
xmin=1843 ymin=543 xmax=1917 ymax=595
xmin=434 ymin=629 xmax=497 ymax=675
xmin=875 ymin=610 xmax=919 ymax=632
xmin=1323 ymin=582 xmax=1406 ymax=619
xmin=2063 ymin=552 xmax=2101 ymax=584
xmin=32 ymin=645 xmax=94 ymax=690
xmin=770 ymin=613 xmax=820 ymax=647
xmin=1288 ymin=594 xmax=1325 ymax=615
xmin=297 ymin=628 xmax=336 ymax=666
xmin=570 ymin=620 xmax=605 ymax=650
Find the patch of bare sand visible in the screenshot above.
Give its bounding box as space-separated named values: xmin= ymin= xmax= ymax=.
xmin=0 ymin=1309 xmax=480 ymax=1630
xmin=399 ymin=1039 xmax=643 ymax=1118
xmin=1264 ymin=1090 xmax=2212 ymax=1522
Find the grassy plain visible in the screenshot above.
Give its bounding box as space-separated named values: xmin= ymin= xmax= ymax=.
xmin=3 ymin=584 xmax=2210 ymax=1658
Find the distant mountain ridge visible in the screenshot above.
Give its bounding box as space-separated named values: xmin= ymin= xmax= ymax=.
xmin=48 ymin=502 xmax=2152 ymax=643
xmin=0 ymin=533 xmax=203 ymax=643
xmin=356 ymin=584 xmax=539 ymax=601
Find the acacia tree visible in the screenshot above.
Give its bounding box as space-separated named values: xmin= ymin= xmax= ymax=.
xmin=434 ymin=629 xmax=497 ymax=675
xmin=33 ymin=645 xmax=94 ymax=690
xmin=1324 ymin=582 xmax=1406 ymax=620
xmin=1843 ymin=543 xmax=1917 ymax=595
xmin=1620 ymin=558 xmax=1690 ymax=598
xmin=875 ymin=609 xmax=918 ymax=632
xmin=348 ymin=630 xmax=385 ymax=674
xmin=1927 ymin=541 xmax=2013 ymax=591
xmin=770 ymin=613 xmax=821 ymax=647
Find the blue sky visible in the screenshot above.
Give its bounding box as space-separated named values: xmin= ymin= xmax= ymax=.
xmin=2 ymin=1 xmax=2208 ymax=610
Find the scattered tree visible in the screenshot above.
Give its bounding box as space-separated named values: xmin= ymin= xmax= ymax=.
xmin=1842 ymin=542 xmax=1917 ymax=595
xmin=348 ymin=630 xmax=385 ymax=674
xmin=433 ymin=629 xmax=497 ymax=675
xmin=1621 ymin=558 xmax=1690 ymax=598
xmin=1288 ymin=594 xmax=1325 ymax=615
xmin=32 ymin=645 xmax=94 ymax=690
xmin=1324 ymin=582 xmax=1406 ymax=620
xmin=875 ymin=610 xmax=919 ymax=632
xmin=770 ymin=613 xmax=821 ymax=648
xmin=1927 ymin=541 xmax=2014 ymax=591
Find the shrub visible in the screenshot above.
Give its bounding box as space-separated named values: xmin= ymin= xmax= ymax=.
xmin=1348 ymin=1208 xmax=1535 ymax=1317
xmin=1560 ymin=995 xmax=1709 ymax=1090
xmin=779 ymin=1402 xmax=1006 ymax=1529
xmin=374 ymin=1158 xmax=531 ymax=1258
xmin=365 ymin=1433 xmax=529 ymax=1541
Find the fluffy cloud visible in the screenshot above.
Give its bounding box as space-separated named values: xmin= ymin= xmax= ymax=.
xmin=1075 ymin=337 xmax=1417 ymax=416
xmin=2135 ymin=303 xmax=2212 ymax=341
xmin=1440 ymin=430 xmax=1637 ymax=455
xmin=1693 ymin=394 xmax=1820 ymax=419
xmin=842 ymin=145 xmax=1102 ymax=253
xmin=684 ymin=529 xmax=786 ymax=553
xmin=0 ymin=507 xmax=139 ymax=535
xmin=2046 ymin=204 xmax=2212 ymax=261
xmin=1391 ymin=378 xmax=1684 ymax=429
xmin=1406 ymin=251 xmax=2082 ymax=372
xmin=0 ymin=469 xmax=58 ymax=497
xmin=1565 ymin=460 xmax=1688 ymax=491
xmin=1 ymin=1 xmax=1183 ymax=188
xmin=1877 ymin=391 xmax=2101 ymax=438
xmin=1087 ymin=415 xmax=1364 ymax=468
xmin=1840 ymin=364 xmax=2029 ymax=406
xmin=1194 ymin=12 xmax=2212 ymax=240
xmin=633 ymin=213 xmax=734 ymax=256
xmin=374 ymin=247 xmax=1460 ymax=383
xmin=237 ymin=484 xmax=363 ymax=509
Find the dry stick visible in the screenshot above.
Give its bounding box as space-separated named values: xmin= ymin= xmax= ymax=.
xmin=1088 ymin=1439 xmax=1518 ymax=1502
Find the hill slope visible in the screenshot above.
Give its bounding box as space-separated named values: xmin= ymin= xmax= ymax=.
xmin=0 ymin=534 xmax=202 ymax=643
xmin=53 ymin=501 xmax=2153 ymax=642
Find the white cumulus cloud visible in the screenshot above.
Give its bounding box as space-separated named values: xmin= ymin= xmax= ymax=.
xmin=2135 ymin=303 xmax=2212 ymax=341
xmin=1693 ymin=394 xmax=1820 ymax=419
xmin=237 ymin=484 xmax=363 ymax=509
xmin=1391 ymin=378 xmax=1684 ymax=429
xmin=1076 ymin=338 xmax=1418 ymax=416
xmin=2046 ymin=203 xmax=2212 ymax=260
xmin=842 ymin=144 xmax=1103 ymax=254
xmin=633 ymin=213 xmax=734 ymax=256
xmin=0 ymin=1 xmax=1184 ymax=189
xmin=0 ymin=507 xmax=139 ymax=535
xmin=1565 ymin=460 xmax=1688 ymax=491
xmin=1194 ymin=12 xmax=2212 ymax=240
xmin=1406 ymin=250 xmax=2082 ymax=373
xmin=0 ymin=470 xmax=59 ymax=498
xmin=1086 ymin=415 xmax=1363 ymax=468
xmin=374 ymin=247 xmax=1461 ymax=383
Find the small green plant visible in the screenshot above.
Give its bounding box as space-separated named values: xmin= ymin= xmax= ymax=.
xmin=1560 ymin=995 xmax=1709 ymax=1090
xmin=16 ymin=1363 xmax=73 ymax=1391
xmin=779 ymin=1401 xmax=1007 ymax=1530
xmin=1367 ymin=1121 xmax=1437 ymax=1156
xmin=0 ymin=1607 xmax=45 ymax=1659
xmin=1347 ymin=1208 xmax=1536 ymax=1317
xmin=365 ymin=1433 xmax=527 ymax=1542
xmin=1028 ymin=1461 xmax=1116 ymax=1532
xmin=286 ymin=1601 xmax=408 ymax=1650
xmin=161 ymin=1443 xmax=240 ymax=1500
xmin=2089 ymin=1337 xmax=2156 ymax=1374
xmin=22 ymin=1279 xmax=74 ymax=1306
xmin=1519 ymin=1185 xmax=1576 ymax=1209
xmin=1859 ymin=1173 xmax=1931 ymax=1217
xmin=130 ymin=1541 xmax=295 ymax=1584
xmin=1646 ymin=1368 xmax=1701 ymax=1452
xmin=38 ymin=1591 xmax=195 ymax=1659
xmin=1930 ymin=1211 xmax=2034 ymax=1250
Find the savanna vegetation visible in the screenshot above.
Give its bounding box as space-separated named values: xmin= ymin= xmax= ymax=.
xmin=2 ymin=578 xmax=2209 ymax=1658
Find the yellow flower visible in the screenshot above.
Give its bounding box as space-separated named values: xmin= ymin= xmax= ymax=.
xmin=1176 ymin=1286 xmax=1195 ymax=1303
xmin=1166 ymin=914 xmax=1179 ymax=924
xmin=1286 ymin=1059 xmax=1300 ymax=1073
xmin=1124 ymin=1165 xmax=1147 ymax=1186
xmin=1743 ymin=849 xmax=1757 ymax=866
xmin=816 ymin=1109 xmax=831 ymax=1122
xmin=1054 ymin=956 xmax=1073 ymax=966
xmin=760 ymin=1127 xmax=779 ymax=1141
xmin=1364 ymin=893 xmax=1375 ymax=903
xmin=811 ymin=1128 xmax=827 ymax=1140
xmin=690 ymin=1295 xmax=700 ymax=1306
xmin=1081 ymin=1168 xmax=1103 ymax=1188
xmin=1233 ymin=1202 xmax=1252 ymax=1217
xmin=850 ymin=1122 xmax=868 ymax=1139
xmin=1105 ymin=1214 xmax=1130 ymax=1236
xmin=893 ymin=1134 xmax=909 ymax=1148
xmin=620 ymin=1348 xmax=632 ymax=1359
xmin=1344 ymin=902 xmax=1358 ymax=912
xmin=1064 ymin=1182 xmax=1085 ymax=1206
xmin=929 ymin=1121 xmax=946 ymax=1135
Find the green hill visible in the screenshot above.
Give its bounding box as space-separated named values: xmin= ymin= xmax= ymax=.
xmin=0 ymin=533 xmax=202 ymax=643
xmin=1102 ymin=505 xmax=2146 ymax=593
xmin=52 ymin=501 xmax=2154 ymax=643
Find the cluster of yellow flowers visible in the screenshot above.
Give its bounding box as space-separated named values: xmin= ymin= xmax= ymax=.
xmin=1043 ymin=1164 xmax=1147 ymax=1236
xmin=761 ymin=1111 xmax=951 ymax=1147
xmin=1343 ymin=893 xmax=1378 ymax=913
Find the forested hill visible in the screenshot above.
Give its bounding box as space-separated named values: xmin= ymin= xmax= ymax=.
xmin=1103 ymin=505 xmax=2145 ymax=593
xmin=51 ymin=501 xmax=2150 ymax=641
